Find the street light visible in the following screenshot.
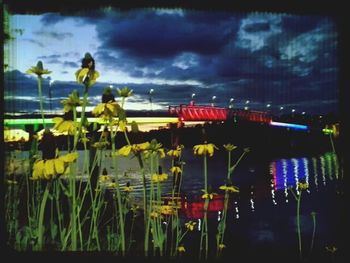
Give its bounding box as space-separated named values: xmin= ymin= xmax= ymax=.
xmin=149 ymin=89 xmax=154 ymax=111
xmin=245 ymin=100 xmax=250 ymax=110
xmin=229 ymin=98 xmax=234 ymax=108
xmin=211 ymin=95 xmax=216 ymax=106
xmin=190 ymin=93 xmax=196 ymax=106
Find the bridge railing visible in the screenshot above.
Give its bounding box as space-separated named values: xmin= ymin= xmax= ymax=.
xmin=169 ymin=104 xmax=228 ymax=121
xmin=229 ymin=109 xmax=272 ymax=123
xmin=169 ymin=104 xmax=272 ymax=123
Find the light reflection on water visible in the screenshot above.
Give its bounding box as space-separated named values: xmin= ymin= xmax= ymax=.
xmin=5 ymin=149 xmax=343 ymax=249
xmin=270 ymin=152 xmax=339 ymax=192
xmin=5 ymin=150 xmax=340 ymax=220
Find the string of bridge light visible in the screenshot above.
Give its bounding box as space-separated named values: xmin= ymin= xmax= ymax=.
xmin=188 ymin=93 xmax=312 ymax=115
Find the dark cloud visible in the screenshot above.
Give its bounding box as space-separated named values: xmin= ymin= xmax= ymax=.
xmin=5 ymin=9 xmax=340 ymax=115
xmin=63 ymin=61 xmax=79 ymax=68
xmin=38 ymin=54 xmax=61 ymax=59
xmin=36 ymin=54 xmax=80 ymax=68
xmin=280 ymin=15 xmax=327 ymax=35
xmin=94 ymin=10 xmax=239 ymax=58
xmin=40 ymin=13 xmax=67 ymax=25
xmin=23 ymin=38 xmax=45 ymax=47
xmin=5 ymin=67 xmax=338 ymax=115
xmin=243 ymin=21 xmax=271 ymax=32
xmin=33 ymin=30 xmax=73 ymax=40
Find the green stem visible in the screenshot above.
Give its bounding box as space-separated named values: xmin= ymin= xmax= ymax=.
xmin=127 ymin=211 xmax=136 ymax=252
xmin=310 ymin=214 xmax=316 ymax=256
xmin=217 ymin=150 xmax=233 ymax=256
xmin=199 ymin=154 xmax=209 ymax=260
xmin=329 ymin=134 xmax=335 ymax=153
xmin=55 ymin=181 xmax=64 ymax=247
xmin=156 ymin=180 xmax=164 ymax=256
xmin=37 ymin=76 xmax=46 ymax=129
xmin=230 ymin=151 xmax=247 ymax=175
xmin=37 ymin=182 xmax=51 ymax=250
xmin=111 ymin=133 xmax=125 ymax=255
xmin=297 ymin=192 xmax=302 ymax=260
xmin=144 ymin=156 xmax=155 ymax=256
xmin=73 ymin=85 xmax=89 ymax=151
xmin=69 ymin=162 xmax=77 ymax=251
xmin=123 ymin=130 xmax=148 ymax=219
xmin=227 ymin=151 xmax=231 ymax=180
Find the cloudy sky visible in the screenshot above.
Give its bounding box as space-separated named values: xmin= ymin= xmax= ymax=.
xmin=4 ymin=7 xmax=339 ymax=115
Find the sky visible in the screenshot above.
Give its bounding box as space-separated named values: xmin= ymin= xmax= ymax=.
xmin=4 ymin=7 xmax=339 ymax=115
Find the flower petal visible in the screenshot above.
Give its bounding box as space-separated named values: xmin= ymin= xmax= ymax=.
xmin=118 ymin=145 xmax=132 ymax=156
xmin=44 ymin=160 xmax=55 ymax=178
xmin=54 ymin=158 xmax=65 ymax=174
xmin=59 ymin=152 xmax=79 ymax=163
xmin=33 ymin=160 xmax=45 ymax=179
xmin=92 ymin=103 xmax=105 ymax=116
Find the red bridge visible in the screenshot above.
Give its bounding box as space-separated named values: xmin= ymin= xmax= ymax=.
xmin=169 ymin=104 xmax=272 ymax=123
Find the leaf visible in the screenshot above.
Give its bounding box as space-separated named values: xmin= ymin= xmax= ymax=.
xmin=50 ymin=223 xmax=58 ymax=241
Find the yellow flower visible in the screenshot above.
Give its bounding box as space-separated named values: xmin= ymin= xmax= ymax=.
xmin=75 ymin=53 xmax=99 ymax=86
xmin=92 ymin=101 xmax=120 ymax=118
xmin=150 ymin=211 xmax=160 ymax=218
xmin=325 ymin=245 xmax=338 ymax=253
xmin=167 ymin=145 xmax=184 ymax=158
xmin=130 ymin=205 xmax=139 ymax=213
xmin=32 ymin=152 xmax=78 ymax=180
xmin=26 ymin=61 xmax=51 ymax=77
xmin=92 ymin=141 xmax=109 ymax=149
xmin=52 ymin=117 xmax=77 ymax=135
xmin=219 ymin=185 xmax=239 ymax=193
xmin=159 ymin=205 xmax=176 ymax=215
xmin=185 ymin=221 xmax=196 ymax=231
xmin=151 ymin=173 xmax=168 ymax=183
xmin=99 ymin=175 xmax=111 ymax=183
xmin=118 ymin=145 xmax=133 ymax=156
xmin=201 ymin=190 xmax=215 ymax=200
xmin=117 ymin=86 xmax=133 ymax=98
xmin=135 ymin=142 xmax=150 ymax=151
xmin=177 ymin=245 xmax=185 ymax=253
xmin=298 ymin=182 xmax=309 ymax=190
xmin=123 ymin=186 xmax=134 ymax=192
xmin=170 ymin=166 xmax=182 ymax=175
xmin=193 ymin=143 xmax=218 ymax=157
xmin=59 ymin=152 xmax=79 ymax=162
xmin=324 ymin=123 xmax=340 ymax=138
xmin=61 ymin=90 xmax=82 ymax=112
xmin=75 ymin=68 xmax=100 ymax=86
xmin=218 ymin=243 xmax=226 ymax=250
xmin=144 ymin=139 xmax=165 ymax=158
xmin=117 ymin=142 xmax=150 ymax=156
xmin=244 ymin=147 xmax=250 ymax=153
xmin=223 ymin=144 xmax=237 ymax=152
